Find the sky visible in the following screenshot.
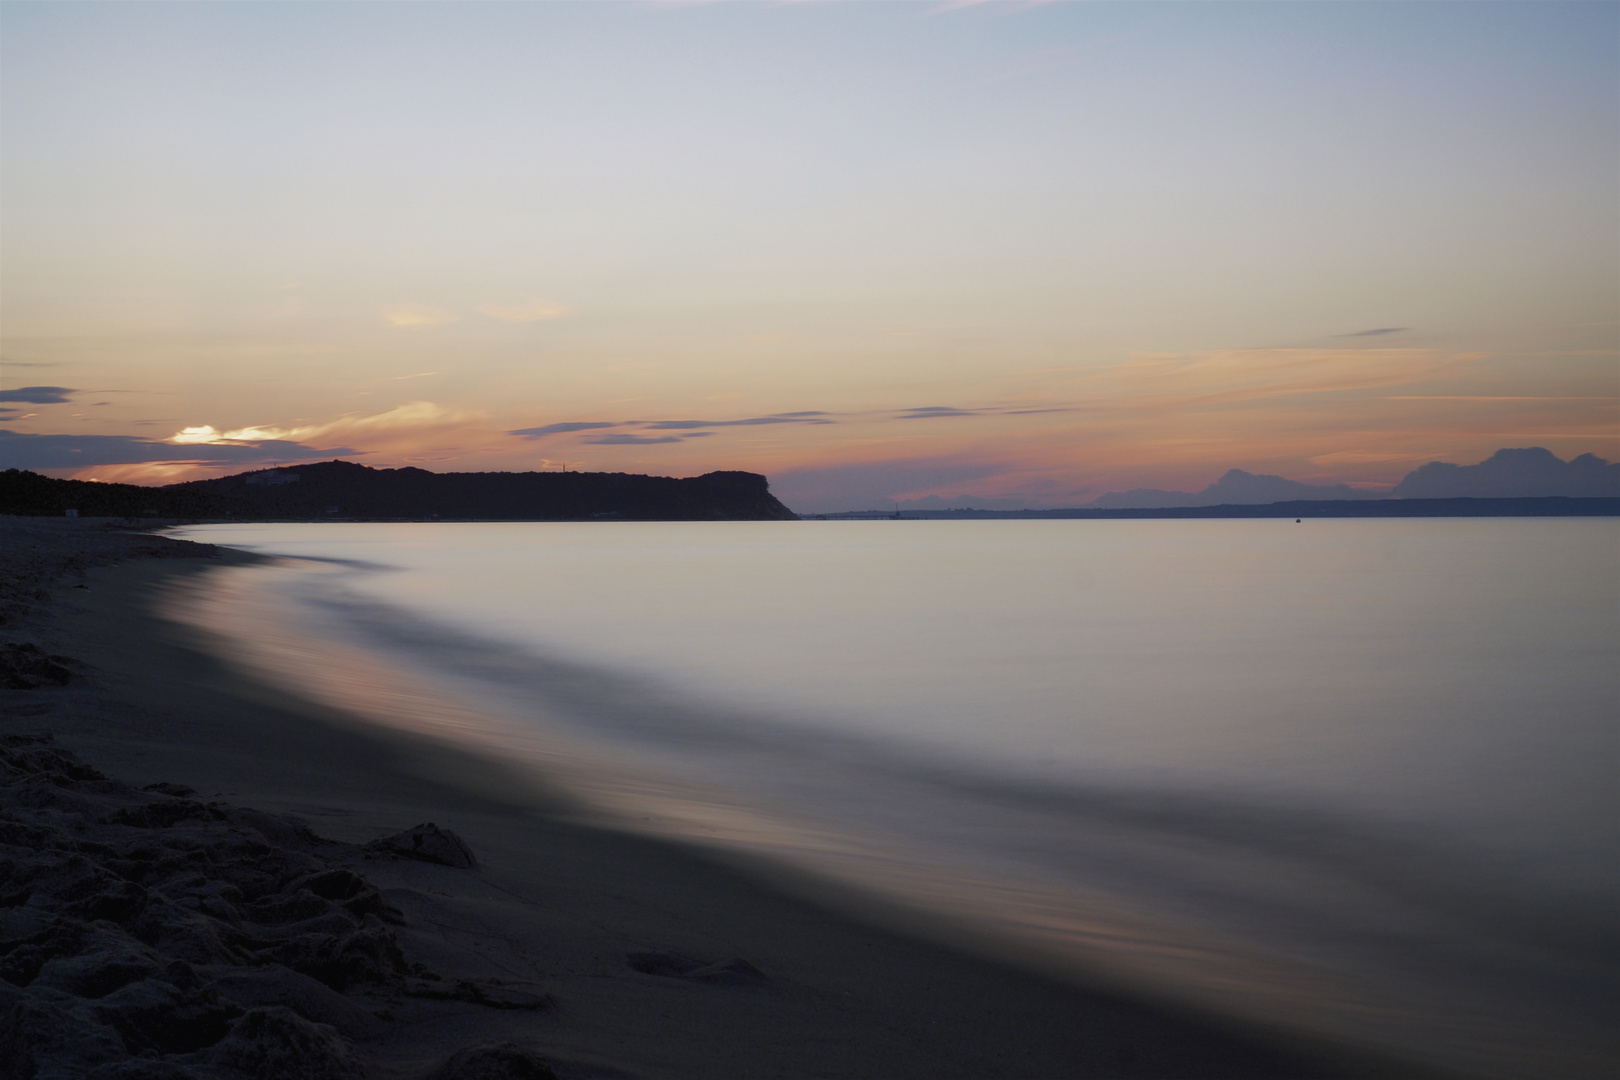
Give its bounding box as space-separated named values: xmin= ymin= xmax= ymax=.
xmin=2 ymin=0 xmax=1616 ymax=512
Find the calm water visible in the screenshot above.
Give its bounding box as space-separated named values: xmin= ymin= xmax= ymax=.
xmin=166 ymin=519 xmax=1619 ymax=1078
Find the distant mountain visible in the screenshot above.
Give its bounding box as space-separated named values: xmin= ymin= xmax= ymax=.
xmin=1077 ymin=449 xmax=1618 ymax=509
xmin=1392 ymin=448 xmax=1620 ymax=499
xmin=1084 ymin=469 xmax=1383 ymax=509
xmin=0 ymin=460 xmax=798 ymax=520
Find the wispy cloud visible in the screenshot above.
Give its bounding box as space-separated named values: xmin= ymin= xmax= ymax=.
xmin=1340 ymin=327 xmax=1409 ymax=337
xmin=382 ymin=306 xmax=461 ymax=328
xmin=477 ymin=299 xmax=571 ymax=323
xmin=583 ymin=432 xmax=711 ymax=445
xmin=891 ymin=404 xmax=1073 ymax=421
xmin=169 ymin=402 xmax=477 ymax=449
xmin=511 ymin=421 xmax=619 ymax=439
xmin=644 ymin=413 xmax=834 ymax=430
xmin=0 ymin=386 xmax=76 ymax=404
xmin=895 ymin=406 xmax=982 ymax=420
xmin=509 ymin=412 xmax=836 ymax=441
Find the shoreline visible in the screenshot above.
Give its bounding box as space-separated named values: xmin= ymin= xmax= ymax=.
xmin=3 ymin=519 xmax=1433 ymax=1079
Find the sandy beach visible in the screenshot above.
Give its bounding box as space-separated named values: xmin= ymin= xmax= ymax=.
xmin=0 ymin=519 xmax=1426 ymax=1080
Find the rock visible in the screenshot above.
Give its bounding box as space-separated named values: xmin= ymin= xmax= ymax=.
xmin=0 ymin=736 xmax=553 ymax=1077
xmin=684 ymin=957 xmax=768 ymax=988
xmin=0 ymin=978 xmax=128 ymax=1079
xmin=0 ymin=905 xmax=54 ymax=945
xmin=86 ymin=1059 xmax=209 ymax=1079
xmin=104 ymin=801 xmax=225 ymax=829
xmin=91 ymin=977 xmax=239 ymax=1054
xmin=364 ymin=823 xmax=476 ymax=868
xmin=339 ymin=888 xmax=404 ymax=924
xmin=128 ymin=900 xmax=240 ymax=967
xmin=86 ymin=1059 xmax=208 ymax=1079
xmin=625 ymin=951 xmax=699 ymax=979
xmin=239 ymin=888 xmax=348 ymax=927
xmin=221 ymin=809 xmax=326 ymax=854
xmin=282 ymin=871 xmax=402 ymax=921
xmin=264 ymin=915 xmax=411 ymax=993
xmin=0 ymin=732 xmax=107 ymax=782
xmin=27 ymin=923 xmax=165 ymax=998
xmin=403 ymin=978 xmax=553 ymax=1011
xmin=424 ymin=1042 xmax=560 ymax=1080
xmin=139 ymin=783 xmax=197 ymax=799
xmin=0 ymin=643 xmax=74 ymax=689
xmin=290 ymin=870 xmax=368 ymax=902
xmin=1 ymin=920 xmax=91 ymax=988
xmin=208 ymin=964 xmax=388 ymax=1040
xmin=626 ymin=951 xmax=767 ymax=987
xmin=207 ymin=1006 xmax=364 ymax=1080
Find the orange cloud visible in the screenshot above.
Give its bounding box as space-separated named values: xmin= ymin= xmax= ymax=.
xmin=55 ymin=401 xmax=500 ymax=485
xmin=168 ymin=401 xmax=479 ymax=450
xmin=70 ymin=461 xmax=228 ymax=485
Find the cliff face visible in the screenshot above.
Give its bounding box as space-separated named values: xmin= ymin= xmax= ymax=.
xmin=1 ymin=462 xmax=799 ymax=521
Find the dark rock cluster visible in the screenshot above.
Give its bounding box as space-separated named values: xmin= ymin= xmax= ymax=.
xmin=364 ymin=825 xmax=477 ymax=871
xmin=624 ymin=952 xmax=767 ymax=989
xmin=0 ymin=646 xmax=74 ymax=691
xmin=0 ymin=733 xmax=555 ymax=1080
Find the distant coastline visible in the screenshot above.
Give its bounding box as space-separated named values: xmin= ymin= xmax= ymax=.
xmin=0 ymin=461 xmax=798 ymax=522
xmin=5 ymin=449 xmax=1618 ymax=522
xmin=876 ymin=448 xmax=1620 ymax=516
xmin=809 ymin=496 xmax=1620 ymax=520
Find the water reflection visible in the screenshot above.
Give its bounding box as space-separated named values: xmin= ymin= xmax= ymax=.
xmin=158 ymin=522 xmax=1620 ymax=1080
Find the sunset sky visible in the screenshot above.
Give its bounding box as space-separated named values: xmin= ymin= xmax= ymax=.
xmin=2 ymin=1 xmax=1615 ymax=511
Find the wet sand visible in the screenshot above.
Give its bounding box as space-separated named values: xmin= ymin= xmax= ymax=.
xmin=1 ymin=518 xmax=1426 ymax=1079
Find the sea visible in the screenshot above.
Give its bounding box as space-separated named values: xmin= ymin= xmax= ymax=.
xmin=163 ymin=519 xmax=1618 ymax=1079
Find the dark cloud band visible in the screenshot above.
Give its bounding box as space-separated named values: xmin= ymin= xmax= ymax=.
xmin=0 ymin=430 xmax=353 ymax=469
xmin=509 ymin=422 xmax=619 ymax=438
xmin=510 ymin=413 xmax=835 ymax=442
xmin=895 ymin=406 xmax=981 ymax=420
xmin=644 ymin=414 xmax=833 ymax=430
xmin=0 ymin=386 xmax=75 ymax=404
xmin=583 ymin=433 xmax=712 ymax=445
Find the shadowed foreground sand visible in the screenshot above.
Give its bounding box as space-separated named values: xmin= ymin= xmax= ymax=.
xmin=0 ymin=519 xmax=1420 ymax=1080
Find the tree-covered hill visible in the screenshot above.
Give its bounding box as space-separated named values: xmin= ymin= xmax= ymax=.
xmin=0 ymin=461 xmax=799 ymax=521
